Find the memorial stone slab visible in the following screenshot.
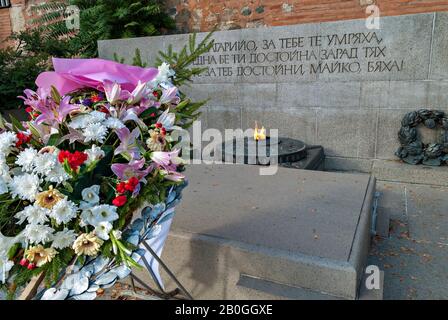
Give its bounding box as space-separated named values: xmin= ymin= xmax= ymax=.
xmin=99 ymin=12 xmax=448 ymax=174
xmin=130 ymin=165 xmax=376 ymax=299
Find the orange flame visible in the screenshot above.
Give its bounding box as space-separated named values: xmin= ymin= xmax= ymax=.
xmin=253 ymin=121 xmax=266 ymax=141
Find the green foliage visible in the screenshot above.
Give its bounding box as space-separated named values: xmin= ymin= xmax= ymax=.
xmin=156 ymin=32 xmax=215 ymax=87
xmin=30 ymin=0 xmax=175 ymax=57
xmin=157 ymin=32 xmax=215 ymax=128
xmin=0 ymin=28 xmax=76 ymax=111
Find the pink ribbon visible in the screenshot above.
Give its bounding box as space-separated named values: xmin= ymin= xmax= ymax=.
xmin=36 ymin=58 xmax=158 ymax=95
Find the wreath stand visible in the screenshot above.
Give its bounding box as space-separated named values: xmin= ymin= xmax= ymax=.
xmin=18 ymin=245 xmax=193 ymax=300
xmin=126 ymin=242 xmax=193 ymax=300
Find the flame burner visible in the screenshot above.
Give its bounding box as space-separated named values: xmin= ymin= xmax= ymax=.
xmin=221 ymin=136 xmax=308 ymax=165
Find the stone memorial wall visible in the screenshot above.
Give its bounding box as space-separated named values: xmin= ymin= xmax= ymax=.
xmin=99 ymin=12 xmax=448 ymax=172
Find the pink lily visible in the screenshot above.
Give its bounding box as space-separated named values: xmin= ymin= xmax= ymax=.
xmin=162 ymin=170 xmax=185 ymax=182
xmin=111 ymin=158 xmax=153 ymax=181
xmin=159 ymin=86 xmax=180 ymax=105
xmin=127 ymin=81 xmax=149 ymax=105
xmin=150 ymin=149 xmax=182 ymax=171
xmin=102 ymin=80 xmax=130 ymax=104
xmin=34 ymin=96 xmax=79 ymax=125
xmin=18 ymin=88 xmax=50 ymax=112
xmin=114 ymin=127 xmax=141 ymax=160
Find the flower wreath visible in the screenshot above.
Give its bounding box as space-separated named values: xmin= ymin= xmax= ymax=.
xmin=395 ymin=109 xmax=448 ymax=166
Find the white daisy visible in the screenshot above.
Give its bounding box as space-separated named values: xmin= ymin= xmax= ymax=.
xmin=94 ymin=221 xmax=113 ymax=240
xmin=81 ymin=185 xmax=100 ymax=204
xmin=15 ymin=204 xmax=49 ymax=225
xmin=90 ymin=204 xmax=119 ymax=225
xmin=44 ymin=164 xmax=70 ymax=184
xmin=0 ymin=131 xmax=17 ymax=155
xmin=9 ymin=173 xmax=41 ymax=201
xmin=23 ymin=224 xmax=54 ymax=245
xmin=103 ymin=117 xmax=125 ymax=129
xmin=16 ymin=148 xmax=38 ymax=172
xmin=33 ymin=152 xmax=57 ymax=176
xmin=52 ymin=228 xmax=77 ymax=249
xmin=85 ymin=144 xmax=105 ymax=165
xmin=83 ymin=123 xmax=108 ymax=143
xmin=49 ymin=198 xmax=78 ymax=225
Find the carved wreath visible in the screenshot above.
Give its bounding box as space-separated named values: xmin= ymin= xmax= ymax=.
xmin=395 ymin=109 xmax=448 ymax=166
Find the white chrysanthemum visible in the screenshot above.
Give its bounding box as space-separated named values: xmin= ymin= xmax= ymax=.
xmin=16 ymin=148 xmax=38 ymax=172
xmin=0 ymin=131 xmax=17 ymax=155
xmin=9 ymin=173 xmax=41 ymax=201
xmin=44 ymin=164 xmax=69 ymax=184
xmin=89 ymin=110 xmax=107 ymax=123
xmin=81 ymin=185 xmax=100 ymax=204
xmin=83 ymin=123 xmax=108 ymax=143
xmin=103 ymin=117 xmax=125 ymax=129
xmin=15 ymin=204 xmax=49 ymax=225
xmin=52 ymin=228 xmax=77 ymax=249
xmin=94 ymin=221 xmax=113 ymax=240
xmin=85 ymin=144 xmax=105 ymax=165
xmin=23 ymin=224 xmax=54 ymax=245
xmin=33 ymin=152 xmax=57 ymax=176
xmin=90 ymin=204 xmax=119 ymax=225
xmin=69 ymin=114 xmax=95 ymax=129
xmin=49 ymin=198 xmax=78 ymax=225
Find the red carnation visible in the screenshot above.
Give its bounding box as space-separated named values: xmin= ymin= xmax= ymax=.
xmin=116 ymin=182 xmax=127 ymax=194
xmin=124 ymin=177 xmax=139 ymax=192
xmin=58 ymin=150 xmax=88 ymax=170
xmin=15 ymin=132 xmax=31 ymax=147
xmin=58 ymin=150 xmax=70 ymax=163
xmin=112 ymin=195 xmax=127 ymax=207
xmin=155 ymin=122 xmax=162 ymax=128
xmin=25 ymin=107 xmax=33 ymax=113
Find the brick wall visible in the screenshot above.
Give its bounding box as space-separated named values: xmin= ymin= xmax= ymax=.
xmin=0 ymin=7 xmax=12 ymax=48
xmin=166 ymin=0 xmax=448 ymax=33
xmin=0 ymin=0 xmax=41 ymax=48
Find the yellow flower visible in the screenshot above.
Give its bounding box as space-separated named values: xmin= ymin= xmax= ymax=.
xmin=25 ymin=245 xmax=57 ymax=267
xmin=35 ymin=186 xmax=64 ymax=209
xmin=72 ymin=232 xmax=103 ymax=256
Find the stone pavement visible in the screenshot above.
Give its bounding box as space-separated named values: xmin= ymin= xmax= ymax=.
xmin=368 ymin=181 xmax=448 ymax=299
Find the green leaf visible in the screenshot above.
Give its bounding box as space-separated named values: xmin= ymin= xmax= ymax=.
xmin=9 ymin=114 xmax=25 ymax=132
xmin=139 ymin=106 xmax=158 ymax=119
xmin=47 ymin=133 xmax=61 ymax=146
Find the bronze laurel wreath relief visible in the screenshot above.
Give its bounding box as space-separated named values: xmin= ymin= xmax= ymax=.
xmin=395 ymin=109 xmax=448 ymax=166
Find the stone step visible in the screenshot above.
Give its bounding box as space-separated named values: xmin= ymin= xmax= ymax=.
xmin=372 ymin=159 xmax=448 ymax=187
xmin=148 ymin=164 xmax=377 ymax=300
